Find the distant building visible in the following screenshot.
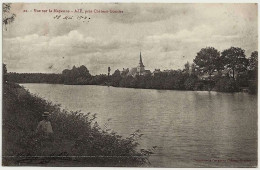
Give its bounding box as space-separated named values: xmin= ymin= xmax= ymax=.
xmin=163 ymin=69 xmax=172 ymax=72
xmin=196 ymin=66 xmax=248 ymax=80
xmin=120 ymin=68 xmax=129 ymax=77
xmin=198 ymin=72 xmax=219 ymax=80
xmin=221 ymin=68 xmax=244 ymax=79
xmin=163 ymin=69 xmax=174 ymax=75
xmin=198 ymin=69 xmax=236 ymax=80
xmin=128 ymin=52 xmax=151 ymax=77
xmin=152 ymin=69 xmax=161 ymax=76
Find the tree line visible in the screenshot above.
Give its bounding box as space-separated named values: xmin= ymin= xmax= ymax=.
xmin=108 ymin=47 xmax=257 ymax=93
xmin=5 ymin=46 xmax=258 ymax=94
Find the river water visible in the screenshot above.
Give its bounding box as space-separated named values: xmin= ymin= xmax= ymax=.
xmin=21 ymin=84 xmax=257 ymax=167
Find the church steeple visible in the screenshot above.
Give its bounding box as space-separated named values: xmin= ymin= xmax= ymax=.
xmin=139 ymin=51 xmax=144 ymax=67
xmin=136 ymin=51 xmax=146 ymax=75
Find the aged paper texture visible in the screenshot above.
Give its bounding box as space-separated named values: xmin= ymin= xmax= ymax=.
xmin=2 ymin=3 xmax=258 ymax=167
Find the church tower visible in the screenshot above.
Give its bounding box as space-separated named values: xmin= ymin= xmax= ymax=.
xmin=137 ymin=52 xmax=145 ymax=74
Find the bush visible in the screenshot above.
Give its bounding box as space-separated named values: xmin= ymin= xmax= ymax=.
xmin=236 ymin=74 xmax=249 ymax=87
xmin=248 ymin=80 xmax=257 ymax=95
xmin=215 ymin=77 xmax=239 ymax=92
xmin=184 ymin=75 xmax=198 ymax=90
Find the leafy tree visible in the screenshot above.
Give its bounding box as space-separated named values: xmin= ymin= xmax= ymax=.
xmin=215 ymin=77 xmax=239 ymax=92
xmin=173 ymin=72 xmax=189 ymax=90
xmin=3 ymin=3 xmax=16 ymax=30
xmin=3 ymin=64 xmax=7 ymax=75
xmin=248 ymin=80 xmax=257 ymax=94
xmin=214 ymin=53 xmax=225 ymax=73
xmin=135 ymin=75 xmax=145 ymax=88
xmin=164 ymin=74 xmax=175 ymax=89
xmin=236 ymin=73 xmax=249 ymax=87
xmin=221 ymin=47 xmax=249 ymax=79
xmin=249 ymin=51 xmax=258 ymax=71
xmin=92 ymin=74 xmax=108 ymax=85
xmin=3 ymin=64 xmax=7 ymax=82
xmin=124 ymin=76 xmax=134 ymax=87
xmin=193 ymin=47 xmax=222 ymax=79
xmin=111 ymin=69 xmax=121 ymax=87
xmin=190 ymin=63 xmax=197 ymax=75
xmin=247 ymin=51 xmax=258 ymax=81
xmin=62 ymin=65 xmax=92 ymax=84
xmin=78 ymin=65 xmax=91 ymax=79
xmin=6 ymin=72 xmax=64 ymax=84
xmin=184 ymin=75 xmax=199 ymax=90
xmin=184 ymin=61 xmax=190 ymax=74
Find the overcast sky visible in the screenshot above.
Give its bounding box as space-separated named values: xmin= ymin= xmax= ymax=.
xmin=3 ymin=3 xmax=258 ymax=75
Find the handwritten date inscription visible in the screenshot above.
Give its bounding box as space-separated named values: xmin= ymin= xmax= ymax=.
xmin=53 ymin=15 xmax=91 ymax=22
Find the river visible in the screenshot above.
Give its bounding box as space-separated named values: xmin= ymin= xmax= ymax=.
xmin=21 ymin=84 xmax=257 ymax=167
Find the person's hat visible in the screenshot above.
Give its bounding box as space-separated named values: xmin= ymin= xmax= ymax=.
xmin=42 ymin=112 xmax=51 ymax=117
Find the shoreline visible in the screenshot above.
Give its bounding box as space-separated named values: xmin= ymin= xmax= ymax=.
xmin=19 ymin=82 xmax=255 ymax=95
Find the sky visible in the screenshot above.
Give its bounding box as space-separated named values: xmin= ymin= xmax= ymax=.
xmin=3 ymin=3 xmax=258 ymax=75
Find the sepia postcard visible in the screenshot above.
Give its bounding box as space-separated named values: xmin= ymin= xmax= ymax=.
xmin=2 ymin=2 xmax=258 ymax=167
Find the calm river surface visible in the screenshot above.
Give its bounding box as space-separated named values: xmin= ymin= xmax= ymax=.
xmin=21 ymin=84 xmax=257 ymax=167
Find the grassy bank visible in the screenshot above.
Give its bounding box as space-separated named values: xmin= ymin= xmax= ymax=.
xmin=2 ymin=82 xmax=153 ymax=166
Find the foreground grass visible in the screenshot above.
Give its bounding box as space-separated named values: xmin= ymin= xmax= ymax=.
xmin=2 ymin=82 xmax=153 ymax=166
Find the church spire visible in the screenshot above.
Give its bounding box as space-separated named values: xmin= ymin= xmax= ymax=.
xmin=140 ymin=52 xmax=142 ymax=63
xmin=139 ymin=51 xmax=144 ymax=67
